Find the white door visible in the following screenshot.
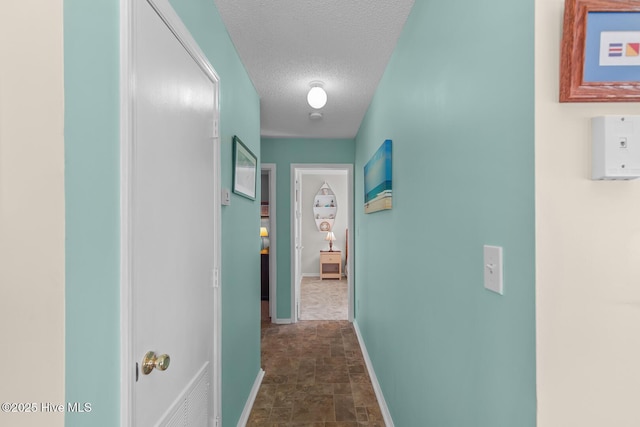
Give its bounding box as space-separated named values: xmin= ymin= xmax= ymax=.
xmin=293 ymin=173 xmax=303 ymax=321
xmin=130 ymin=1 xmax=219 ymax=425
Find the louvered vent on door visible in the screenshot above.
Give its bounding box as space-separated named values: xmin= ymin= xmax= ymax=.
xmin=158 ymin=363 xmax=210 ymax=426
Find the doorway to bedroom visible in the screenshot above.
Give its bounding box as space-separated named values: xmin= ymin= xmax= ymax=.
xmin=291 ymin=164 xmax=354 ymax=322
xmin=260 ymin=164 xmax=276 ymax=323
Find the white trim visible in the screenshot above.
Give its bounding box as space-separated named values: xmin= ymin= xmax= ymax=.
xmin=235 ymin=369 xmax=265 ymax=427
xmin=301 ymin=273 xmax=346 ymax=278
xmin=290 ymin=166 xmax=300 ymax=322
xmin=290 ymin=164 xmax=355 ymax=323
xmin=261 ymin=163 xmax=277 ymax=320
xmin=353 ymin=320 xmax=395 ymax=427
xmin=211 ymin=91 xmax=222 ymax=427
xmin=273 ymin=318 xmax=292 ymax=325
xmin=346 ymin=165 xmax=354 ymax=323
xmin=145 ymin=0 xmax=218 ymax=81
xmin=119 ymin=0 xmax=134 ymax=425
xmin=121 ymin=0 xmax=222 ymax=424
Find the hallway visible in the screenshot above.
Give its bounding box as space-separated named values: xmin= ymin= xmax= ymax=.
xmin=247 ymin=320 xmax=385 ymax=426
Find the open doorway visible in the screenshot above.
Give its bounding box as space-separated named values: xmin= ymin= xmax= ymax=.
xmin=261 ymin=164 xmax=276 ymax=322
xmin=291 ymin=164 xmax=354 ymax=323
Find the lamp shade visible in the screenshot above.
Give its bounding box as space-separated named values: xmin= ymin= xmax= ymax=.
xmin=307 ymin=86 xmax=327 ymax=109
xmin=260 ymin=227 xmax=269 ymax=237
xmin=325 ymin=231 xmax=336 ymax=251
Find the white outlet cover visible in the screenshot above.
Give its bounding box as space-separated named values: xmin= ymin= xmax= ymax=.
xmin=484 ymin=245 xmax=503 ymax=295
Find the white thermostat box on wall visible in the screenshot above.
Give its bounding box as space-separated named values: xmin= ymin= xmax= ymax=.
xmin=592 ymin=115 xmax=640 ymax=180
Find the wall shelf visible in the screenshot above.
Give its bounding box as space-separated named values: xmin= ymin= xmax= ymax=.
xmin=313 ymin=182 xmax=337 ymax=232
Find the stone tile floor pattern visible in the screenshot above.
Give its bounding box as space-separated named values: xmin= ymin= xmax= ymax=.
xmin=247 ymin=320 xmax=385 ymax=426
xmin=299 ymin=277 xmax=348 ymax=321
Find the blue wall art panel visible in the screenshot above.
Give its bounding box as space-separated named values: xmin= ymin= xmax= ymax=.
xmin=364 ymin=139 xmax=392 ymax=214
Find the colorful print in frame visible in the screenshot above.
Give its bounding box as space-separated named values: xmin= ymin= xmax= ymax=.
xmin=364 ymin=139 xmax=392 ymax=214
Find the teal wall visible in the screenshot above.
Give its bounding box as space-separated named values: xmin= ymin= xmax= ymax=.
xmin=64 ymin=0 xmax=261 ymax=426
xmin=64 ymin=1 xmax=120 ymax=425
xmin=354 ymin=0 xmax=535 ymax=425
xmin=261 ymin=138 xmax=355 ymax=319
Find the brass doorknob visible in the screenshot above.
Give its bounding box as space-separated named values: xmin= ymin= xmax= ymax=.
xmin=142 ymin=351 xmax=171 ymax=375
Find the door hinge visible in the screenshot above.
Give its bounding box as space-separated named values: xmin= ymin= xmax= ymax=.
xmin=135 ymin=362 xmax=139 ymax=382
xmin=215 ymin=416 xmax=220 ymax=427
xmin=212 ymin=268 xmax=219 ymax=289
xmin=213 ymin=120 xmax=219 ymax=138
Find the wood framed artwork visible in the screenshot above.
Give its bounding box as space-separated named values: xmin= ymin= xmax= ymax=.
xmin=364 ymin=139 xmax=392 ymax=214
xmin=232 ymin=135 xmax=257 ymax=200
xmin=560 ymin=0 xmax=640 ymax=102
xmin=261 ymin=203 xmax=269 ymax=217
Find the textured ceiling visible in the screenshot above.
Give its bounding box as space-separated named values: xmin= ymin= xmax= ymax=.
xmin=213 ymin=0 xmax=415 ymax=139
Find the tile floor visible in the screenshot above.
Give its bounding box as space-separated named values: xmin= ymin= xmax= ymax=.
xmin=300 ymin=277 xmax=348 ymax=321
xmin=247 ymin=320 xmax=386 ymax=426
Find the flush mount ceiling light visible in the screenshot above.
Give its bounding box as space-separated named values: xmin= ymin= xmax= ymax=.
xmin=307 ymin=82 xmax=327 ymax=109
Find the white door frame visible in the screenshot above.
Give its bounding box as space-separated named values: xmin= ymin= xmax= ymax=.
xmin=261 ymin=163 xmax=277 ymax=319
xmin=292 ymin=169 xmax=303 ymax=322
xmin=120 ymin=0 xmax=222 ymax=424
xmin=290 ymin=164 xmax=354 ymax=323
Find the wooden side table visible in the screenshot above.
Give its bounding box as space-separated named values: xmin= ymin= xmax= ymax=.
xmin=320 ymin=250 xmax=342 ymax=280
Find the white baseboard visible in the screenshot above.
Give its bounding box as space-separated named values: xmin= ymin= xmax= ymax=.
xmin=274 ymin=318 xmax=292 ymax=324
xmin=236 ymin=368 xmax=265 ymax=427
xmin=353 ymin=320 xmax=394 ymax=427
xmin=301 ymin=273 xmax=347 ymax=278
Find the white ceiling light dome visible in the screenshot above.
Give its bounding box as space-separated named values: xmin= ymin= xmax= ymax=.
xmin=307 ymin=82 xmax=327 ymax=109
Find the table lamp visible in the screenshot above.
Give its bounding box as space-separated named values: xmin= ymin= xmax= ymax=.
xmin=260 ymin=227 xmax=269 ymax=251
xmin=325 ymin=231 xmax=336 ymax=252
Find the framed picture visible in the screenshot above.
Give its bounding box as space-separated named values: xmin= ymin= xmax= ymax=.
xmin=364 ymin=139 xmax=392 ymax=214
xmin=232 ymin=135 xmax=257 ymax=200
xmin=261 ymin=203 xmax=269 ymax=217
xmin=560 ymin=0 xmax=640 ymax=102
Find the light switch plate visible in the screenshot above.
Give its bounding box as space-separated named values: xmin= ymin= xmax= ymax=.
xmin=484 ymin=245 xmax=503 ymax=295
xmin=221 ymin=188 xmax=231 ymax=206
